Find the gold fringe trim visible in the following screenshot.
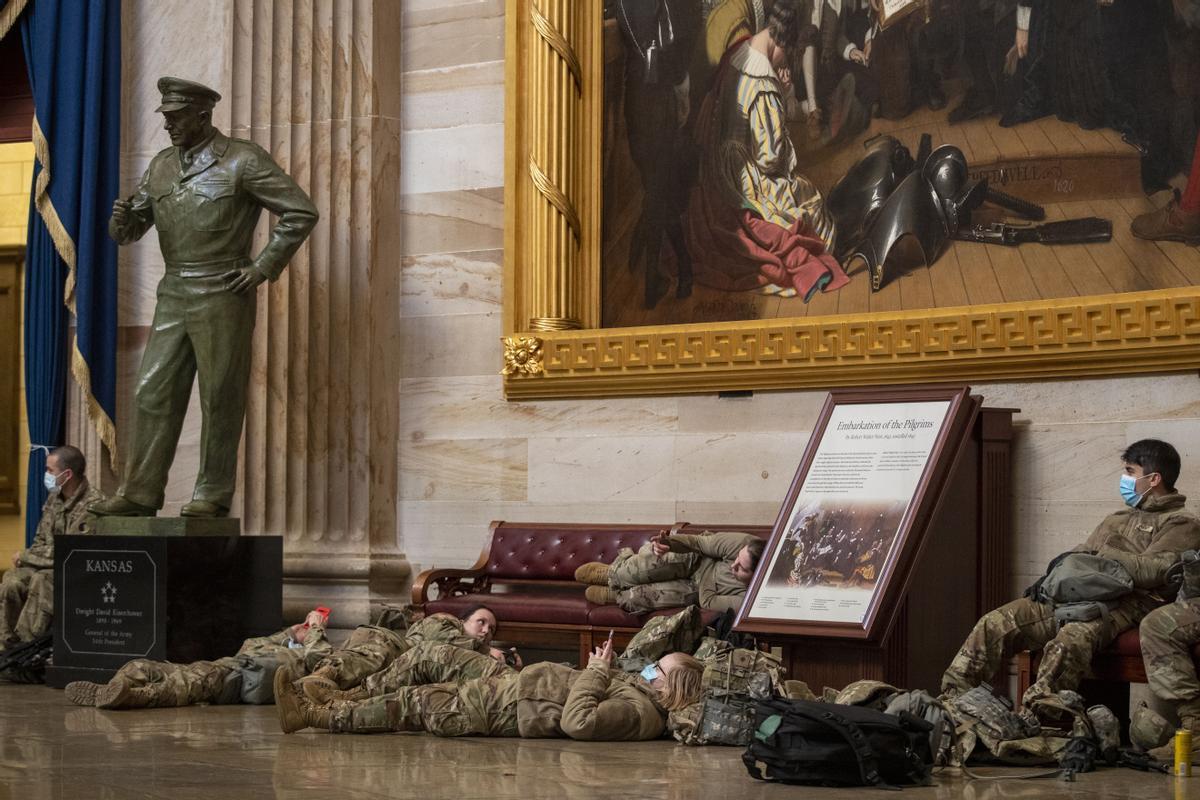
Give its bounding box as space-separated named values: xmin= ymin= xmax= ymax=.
xmin=0 ymin=0 xmax=29 ymax=42
xmin=31 ymin=112 xmax=119 ymax=472
xmin=32 ymin=116 xmax=79 ymax=311
xmin=71 ymin=342 xmax=119 ymax=473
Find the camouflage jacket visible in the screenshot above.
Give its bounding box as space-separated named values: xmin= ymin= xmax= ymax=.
xmin=664 ymin=531 xmax=759 ymax=612
xmin=234 ymin=623 xmax=332 ymax=672
xmin=20 ymin=480 xmax=106 ymax=569
xmin=1079 ymin=493 xmax=1200 ymax=596
xmin=407 ymin=614 xmax=492 ymax=655
xmin=516 ymin=660 xmax=666 ymax=741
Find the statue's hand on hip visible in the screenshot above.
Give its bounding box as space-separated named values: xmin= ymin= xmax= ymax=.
xmin=224 ymin=265 xmax=268 ymax=294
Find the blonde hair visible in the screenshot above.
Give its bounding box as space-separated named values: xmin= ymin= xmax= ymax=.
xmin=656 ymin=653 xmax=704 ymax=711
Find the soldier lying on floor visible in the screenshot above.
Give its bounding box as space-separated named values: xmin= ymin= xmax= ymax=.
xmin=276 ymin=636 xmax=704 ymax=740
xmin=294 ymin=604 xmax=516 ymax=699
xmin=574 ymin=529 xmax=765 ymax=613
xmin=64 ymin=609 xmax=332 ymax=709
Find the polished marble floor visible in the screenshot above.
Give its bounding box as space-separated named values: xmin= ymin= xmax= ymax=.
xmin=2 ymin=683 xmax=1200 ymax=800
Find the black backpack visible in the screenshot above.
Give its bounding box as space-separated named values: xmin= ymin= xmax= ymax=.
xmin=743 ymin=698 xmax=934 ymax=788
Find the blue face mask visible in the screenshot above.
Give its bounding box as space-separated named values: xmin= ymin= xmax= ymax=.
xmin=640 ymin=663 xmax=659 ymax=683
xmin=1119 ymin=472 xmax=1157 ymax=508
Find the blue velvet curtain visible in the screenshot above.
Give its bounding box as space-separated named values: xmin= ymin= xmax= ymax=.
xmin=21 ymin=180 xmax=68 ymax=544
xmin=19 ymin=0 xmax=122 ymax=544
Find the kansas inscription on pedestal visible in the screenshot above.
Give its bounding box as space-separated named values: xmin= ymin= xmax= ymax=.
xmin=61 ymin=550 xmax=158 ymax=659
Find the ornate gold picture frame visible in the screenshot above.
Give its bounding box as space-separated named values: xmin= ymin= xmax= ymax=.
xmin=502 ymin=0 xmax=1200 ymax=401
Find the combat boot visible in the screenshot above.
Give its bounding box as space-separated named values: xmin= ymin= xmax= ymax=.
xmin=95 ymin=679 xmax=155 ymax=710
xmin=585 ymin=586 xmax=618 ymax=605
xmin=64 ymin=681 xmax=104 ymax=707
xmin=574 ymin=562 xmax=611 ymax=586
xmin=296 ymin=673 xmax=337 ymax=702
xmin=302 ymin=677 xmax=367 ymax=706
xmin=276 ymin=668 xmax=332 ymax=733
xmin=1149 ymin=714 xmax=1200 ymax=765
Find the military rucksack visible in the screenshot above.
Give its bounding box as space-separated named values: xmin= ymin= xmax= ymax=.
xmin=616 ymin=606 xmax=704 ymax=673
xmin=1029 ymin=552 xmax=1134 ymax=625
xmin=672 ymin=646 xmax=783 ymax=747
xmin=743 ymin=698 xmax=934 ymax=788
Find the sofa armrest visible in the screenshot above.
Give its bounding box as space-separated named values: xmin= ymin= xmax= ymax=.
xmin=411 ymin=567 xmax=491 ymax=606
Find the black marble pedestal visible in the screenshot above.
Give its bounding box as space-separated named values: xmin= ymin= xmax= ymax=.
xmin=46 ymin=522 xmax=282 ymax=687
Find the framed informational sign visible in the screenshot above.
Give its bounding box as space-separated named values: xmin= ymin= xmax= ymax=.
xmin=736 ymin=386 xmax=976 ymax=640
xmin=878 ymin=0 xmax=926 ymax=30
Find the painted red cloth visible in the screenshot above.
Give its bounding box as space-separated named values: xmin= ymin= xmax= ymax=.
xmin=685 ymin=38 xmax=849 ymax=300
xmin=1182 ymin=132 xmax=1200 ymax=213
xmin=685 ymin=178 xmax=847 ymax=298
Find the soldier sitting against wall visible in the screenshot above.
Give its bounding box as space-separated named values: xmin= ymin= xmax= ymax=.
xmin=940 ymin=439 xmax=1200 ymax=712
xmin=276 ymin=635 xmax=704 ymax=740
xmin=64 ymin=609 xmax=332 ymax=709
xmin=291 ymin=604 xmax=515 ymax=703
xmin=1133 ymin=551 xmax=1200 ymax=764
xmin=574 ymin=530 xmax=765 ymax=613
xmin=1 ymin=446 xmax=104 ymax=651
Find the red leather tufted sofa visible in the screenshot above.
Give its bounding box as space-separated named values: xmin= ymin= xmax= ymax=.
xmin=411 ymin=520 xmax=772 ymax=664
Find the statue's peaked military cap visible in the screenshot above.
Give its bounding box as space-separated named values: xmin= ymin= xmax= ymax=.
xmin=155 ymin=77 xmax=221 ymax=112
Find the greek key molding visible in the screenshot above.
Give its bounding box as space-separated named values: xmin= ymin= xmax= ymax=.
xmin=503 ymin=290 xmax=1200 ymax=397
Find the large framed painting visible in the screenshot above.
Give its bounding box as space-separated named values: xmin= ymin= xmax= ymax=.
xmin=735 ymin=385 xmax=975 ymax=639
xmin=502 ymin=0 xmax=1200 ymax=400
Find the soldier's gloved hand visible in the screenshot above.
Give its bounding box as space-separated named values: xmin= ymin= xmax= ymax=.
xmin=224 ymin=265 xmax=268 ymax=294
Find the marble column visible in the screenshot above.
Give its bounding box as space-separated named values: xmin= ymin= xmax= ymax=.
xmin=227 ymin=0 xmax=406 ymax=625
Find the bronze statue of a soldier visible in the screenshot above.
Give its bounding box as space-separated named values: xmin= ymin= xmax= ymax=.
xmin=92 ymin=77 xmax=318 ymax=518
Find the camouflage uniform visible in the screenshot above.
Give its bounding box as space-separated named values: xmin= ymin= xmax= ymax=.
xmin=97 ymin=624 xmax=331 ymax=708
xmin=306 ymin=614 xmax=492 ymax=690
xmin=1140 ymin=598 xmax=1200 ymax=724
xmin=608 ymin=531 xmax=758 ymax=614
xmin=328 ymin=659 xmax=666 ymax=741
xmin=0 ymin=480 xmax=104 ymax=645
xmin=942 ymin=493 xmax=1200 ymax=704
xmin=360 ymin=641 xmax=514 ymax=696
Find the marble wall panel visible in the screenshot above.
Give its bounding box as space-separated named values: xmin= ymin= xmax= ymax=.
xmin=677 ymin=390 xmax=831 ymax=434
xmin=400 ymin=375 xmax=679 ymax=441
xmin=977 ymin=376 xmax=1200 ymax=426
xmin=400 ymin=438 xmax=527 ymax=501
xmin=526 ymin=436 xmax=678 ymax=504
xmin=403 ymin=62 xmax=504 ymax=131
xmin=1011 ymin=423 xmax=1129 ymax=504
xmin=400 ymin=189 xmax=505 ymax=257
xmin=401 ymin=249 xmax=502 ymax=317
xmin=400 ymin=125 xmax=505 ymax=195
xmin=673 ymin=432 xmax=810 ymax=503
xmin=401 ymin=0 xmax=503 ymax=73
xmin=399 ymin=312 xmax=502 ymax=378
xmin=673 ymin=501 xmax=783 ymax=527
